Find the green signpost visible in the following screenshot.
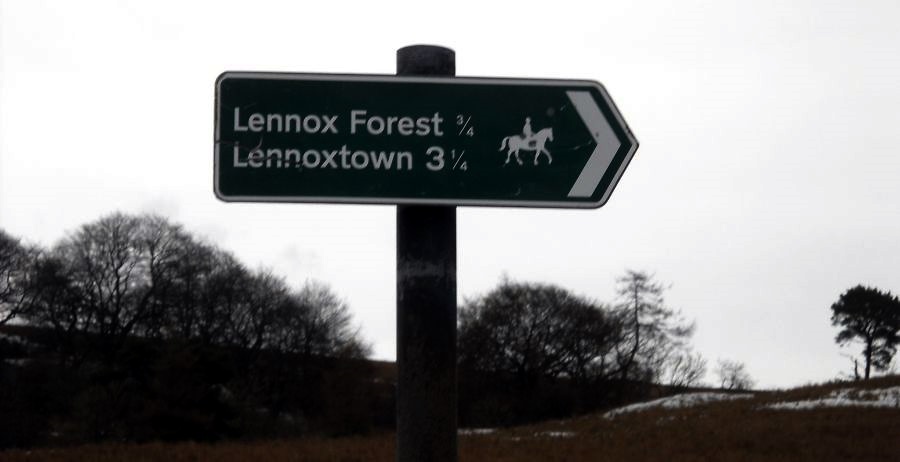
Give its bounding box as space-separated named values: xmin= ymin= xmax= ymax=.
xmin=215 ymin=46 xmax=639 ymax=462
xmin=215 ymin=72 xmax=637 ymax=208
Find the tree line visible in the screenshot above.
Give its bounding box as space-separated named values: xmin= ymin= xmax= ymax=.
xmin=0 ymin=213 xmax=369 ymax=361
xmin=458 ymin=273 xmax=700 ymax=387
xmin=0 ymin=213 xmax=379 ymax=448
xmin=0 ymin=212 xmax=774 ymax=446
xmin=455 ymin=272 xmax=757 ymax=426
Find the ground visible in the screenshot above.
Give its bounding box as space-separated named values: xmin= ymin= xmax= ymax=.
xmin=3 ymin=376 xmax=899 ymax=462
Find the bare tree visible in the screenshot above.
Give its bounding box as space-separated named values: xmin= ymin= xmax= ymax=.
xmin=0 ymin=229 xmax=39 ymax=325
xmin=287 ymin=280 xmax=370 ymax=358
xmin=132 ymin=215 xmax=196 ymax=339
xmin=23 ymin=251 xmax=88 ymax=364
xmin=459 ymin=279 xmax=567 ymax=381
xmin=613 ymin=270 xmax=695 ymax=382
xmin=56 ymin=213 xmax=148 ymax=356
xmin=458 ymin=278 xmax=618 ymax=383
xmin=193 ymin=247 xmax=251 ymax=346
xmin=22 ymin=212 xmax=370 ymax=361
xmin=141 ymin=234 xmax=234 ymax=343
xmin=43 ymin=212 xmax=192 ymax=360
xmin=225 ymin=268 xmax=290 ymax=352
xmin=665 ymin=349 xmax=708 ymax=388
xmin=557 ymin=298 xmax=621 ymax=383
xmin=715 ymin=359 xmax=754 ymax=390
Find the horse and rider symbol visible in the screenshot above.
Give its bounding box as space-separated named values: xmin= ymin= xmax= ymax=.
xmin=499 ymin=117 xmax=554 ymax=166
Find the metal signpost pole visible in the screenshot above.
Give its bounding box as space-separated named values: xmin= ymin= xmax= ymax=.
xmin=395 ymin=45 xmax=458 ymax=462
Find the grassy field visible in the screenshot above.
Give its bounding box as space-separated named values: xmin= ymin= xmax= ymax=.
xmin=3 ymin=376 xmax=899 ymax=462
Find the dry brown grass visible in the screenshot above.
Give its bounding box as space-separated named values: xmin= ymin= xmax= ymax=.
xmin=4 ymin=376 xmax=899 ymax=462
xmin=0 ymin=438 xmax=393 ymax=462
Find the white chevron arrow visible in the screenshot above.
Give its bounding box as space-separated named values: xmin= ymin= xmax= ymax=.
xmin=566 ymin=91 xmax=621 ymax=198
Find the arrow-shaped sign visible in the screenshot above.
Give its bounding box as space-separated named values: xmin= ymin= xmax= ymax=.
xmin=215 ymin=73 xmax=638 ymax=208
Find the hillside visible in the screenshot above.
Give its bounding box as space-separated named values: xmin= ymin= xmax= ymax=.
xmin=492 ymin=374 xmax=900 ymax=461
xmin=2 ymin=376 xmax=898 ymax=461
xmin=1 ymin=323 xmax=706 ymax=445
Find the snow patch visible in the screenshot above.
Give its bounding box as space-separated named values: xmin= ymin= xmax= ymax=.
xmin=460 ymin=429 xmax=576 ymax=439
xmin=534 ymin=431 xmax=576 ymax=438
xmin=766 ymin=386 xmax=900 ymax=410
xmin=458 ymin=428 xmax=496 ymax=436
xmin=604 ymin=392 xmax=754 ymax=419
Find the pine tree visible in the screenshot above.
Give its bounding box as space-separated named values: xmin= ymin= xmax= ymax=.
xmin=830 ymin=285 xmax=900 ymax=379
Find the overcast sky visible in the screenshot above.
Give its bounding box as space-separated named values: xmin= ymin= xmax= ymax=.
xmin=2 ymin=0 xmax=899 ymax=388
